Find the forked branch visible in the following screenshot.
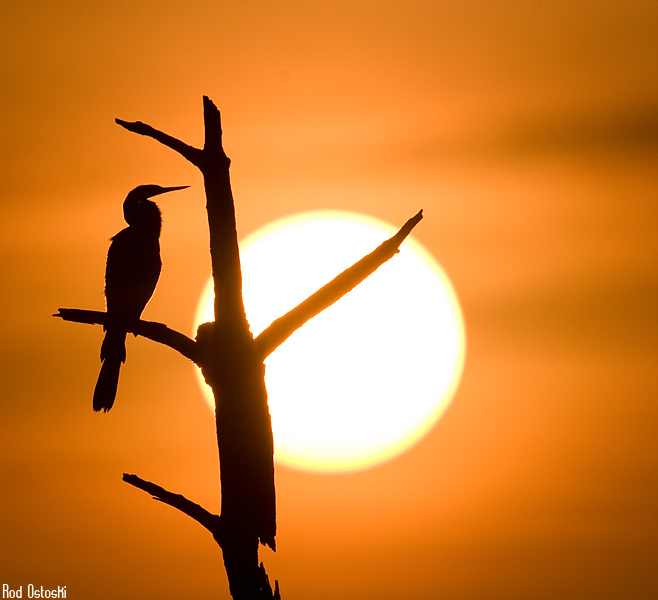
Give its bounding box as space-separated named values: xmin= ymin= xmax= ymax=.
xmin=56 ymin=208 xmax=423 ymax=365
xmin=55 ymin=208 xmax=423 ymax=365
xmin=118 ymin=97 xmax=241 ymax=325
xmin=58 ymin=96 xmax=421 ymax=599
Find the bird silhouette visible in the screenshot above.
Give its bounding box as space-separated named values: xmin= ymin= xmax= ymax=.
xmin=93 ymin=184 xmax=189 ymax=412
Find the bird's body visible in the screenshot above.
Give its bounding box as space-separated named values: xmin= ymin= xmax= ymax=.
xmin=93 ymin=184 xmax=187 ymax=412
xmin=104 ymin=223 xmax=162 ymax=322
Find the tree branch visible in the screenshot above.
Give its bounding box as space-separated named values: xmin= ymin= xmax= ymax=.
xmin=202 ymin=95 xmax=227 ymax=159
xmin=199 ymin=96 xmax=245 ymax=327
xmin=117 ymin=99 xmax=243 ymax=327
xmin=53 ymin=309 xmax=201 ymax=364
xmin=253 ymin=209 xmax=424 ymax=360
xmin=114 ymin=98 xmax=276 ymax=598
xmin=115 ymin=118 xmax=204 ymax=168
xmin=122 ymin=473 xmax=224 ymax=546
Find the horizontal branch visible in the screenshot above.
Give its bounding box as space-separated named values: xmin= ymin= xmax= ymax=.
xmin=53 ymin=309 xmax=200 ymax=364
xmin=253 ymin=210 xmax=423 ymax=360
xmin=115 ymin=118 xmax=204 ymax=168
xmin=123 ymin=473 xmax=224 ymax=546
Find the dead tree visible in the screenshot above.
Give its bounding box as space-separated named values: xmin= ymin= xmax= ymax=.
xmin=55 ymin=96 xmax=422 ymax=599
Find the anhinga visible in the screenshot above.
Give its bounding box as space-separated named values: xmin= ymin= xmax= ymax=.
xmin=93 ymin=184 xmax=189 ymax=412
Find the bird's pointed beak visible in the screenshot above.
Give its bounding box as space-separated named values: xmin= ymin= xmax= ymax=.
xmin=157 ymin=185 xmax=190 ymax=195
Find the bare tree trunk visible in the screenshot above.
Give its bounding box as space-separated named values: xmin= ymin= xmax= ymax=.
xmin=56 ymin=96 xmax=422 ymax=600
xmin=115 ymin=96 xmax=276 ymax=599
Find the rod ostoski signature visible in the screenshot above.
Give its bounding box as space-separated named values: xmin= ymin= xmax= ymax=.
xmin=2 ymin=585 xmax=66 ymax=599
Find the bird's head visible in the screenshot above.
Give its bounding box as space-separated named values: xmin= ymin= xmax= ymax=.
xmin=123 ymin=184 xmax=189 ymax=231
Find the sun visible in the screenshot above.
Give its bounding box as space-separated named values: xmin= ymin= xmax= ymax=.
xmin=194 ymin=211 xmax=465 ymax=472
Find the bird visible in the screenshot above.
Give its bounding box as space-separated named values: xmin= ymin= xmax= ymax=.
xmin=93 ymin=184 xmax=189 ymax=412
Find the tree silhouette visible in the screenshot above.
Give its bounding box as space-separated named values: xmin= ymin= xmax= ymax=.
xmin=55 ymin=96 xmax=422 ymax=599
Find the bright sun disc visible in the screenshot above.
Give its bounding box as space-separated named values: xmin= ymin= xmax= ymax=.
xmin=194 ymin=211 xmax=465 ymax=472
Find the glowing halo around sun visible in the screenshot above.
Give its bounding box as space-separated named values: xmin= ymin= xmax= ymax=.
xmin=194 ymin=211 xmax=465 ymax=472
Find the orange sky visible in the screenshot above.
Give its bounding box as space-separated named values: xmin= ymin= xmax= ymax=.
xmin=1 ymin=1 xmax=657 ymax=598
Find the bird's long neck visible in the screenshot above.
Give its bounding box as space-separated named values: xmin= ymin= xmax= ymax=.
xmin=123 ymin=195 xmax=162 ymax=238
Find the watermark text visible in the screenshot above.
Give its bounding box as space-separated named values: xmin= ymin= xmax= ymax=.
xmin=2 ymin=585 xmax=66 ymax=598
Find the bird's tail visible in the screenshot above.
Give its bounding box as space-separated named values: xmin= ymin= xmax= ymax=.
xmin=93 ymin=329 xmax=127 ymax=412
